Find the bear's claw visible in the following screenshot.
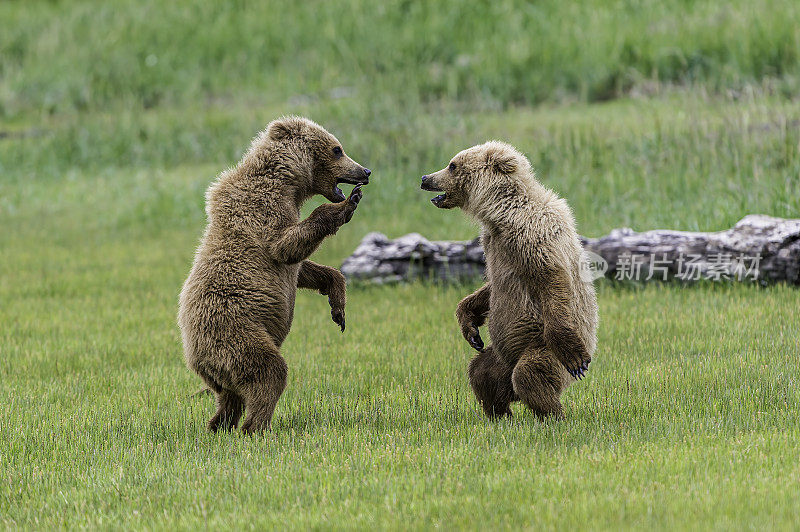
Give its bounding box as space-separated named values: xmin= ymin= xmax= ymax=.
xmin=349 ymin=184 xmax=363 ymax=205
xmin=468 ymin=333 xmax=484 ymax=351
xmin=568 ymin=361 xmax=591 ymax=380
xmin=331 ymin=310 xmax=346 ymax=332
xmin=342 ymin=184 xmax=363 ymax=224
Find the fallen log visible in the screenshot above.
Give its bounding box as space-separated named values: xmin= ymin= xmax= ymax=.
xmin=340 ymin=215 xmax=800 ymax=285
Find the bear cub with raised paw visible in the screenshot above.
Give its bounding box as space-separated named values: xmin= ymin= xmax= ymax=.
xmin=179 ymin=116 xmax=370 ymax=433
xmin=421 ymin=141 xmax=598 ymax=419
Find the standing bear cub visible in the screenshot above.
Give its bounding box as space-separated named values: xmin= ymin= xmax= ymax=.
xmin=179 ymin=116 xmax=370 ymax=433
xmin=421 ymin=141 xmax=598 ymax=419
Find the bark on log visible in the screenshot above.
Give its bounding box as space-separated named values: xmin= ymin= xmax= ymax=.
xmin=340 ymin=215 xmax=800 ymax=285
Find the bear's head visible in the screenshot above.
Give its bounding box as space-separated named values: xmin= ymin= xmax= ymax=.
xmin=256 ymin=116 xmax=371 ymax=202
xmin=420 ymin=141 xmax=531 ymax=211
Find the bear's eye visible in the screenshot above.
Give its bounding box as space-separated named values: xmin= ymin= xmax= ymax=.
xmin=448 ymin=162 xmax=456 ymax=172
xmin=333 ymin=146 xmax=343 ymax=157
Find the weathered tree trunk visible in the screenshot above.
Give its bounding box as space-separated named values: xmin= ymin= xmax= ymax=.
xmin=340 ymin=215 xmax=800 ymax=285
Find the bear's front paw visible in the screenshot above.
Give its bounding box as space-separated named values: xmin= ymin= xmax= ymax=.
xmin=331 ymin=308 xmax=346 ymax=332
xmin=459 ymin=319 xmax=484 ymax=352
xmin=338 ymin=184 xmax=363 ymax=225
xmin=566 ymin=358 xmax=591 ymax=380
xmin=348 ymin=183 xmax=363 ymax=206
xmin=467 ymin=329 xmax=484 ymax=351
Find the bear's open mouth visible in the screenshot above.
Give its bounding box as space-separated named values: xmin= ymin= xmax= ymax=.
xmin=331 ymin=185 xmax=347 ymax=202
xmin=332 ymin=176 xmax=369 ymax=202
xmin=430 ymin=193 xmax=447 ymax=207
xmin=420 ymin=181 xmax=446 ymax=207
xmin=338 ymin=176 xmax=370 ymax=185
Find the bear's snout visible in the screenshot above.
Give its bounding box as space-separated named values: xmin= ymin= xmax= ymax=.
xmin=360 ymin=167 xmax=371 ymax=184
xmin=420 ymin=175 xmax=442 ymax=191
xmin=337 ymin=166 xmax=371 ymax=186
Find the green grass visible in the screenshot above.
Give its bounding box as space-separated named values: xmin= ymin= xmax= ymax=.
xmin=3 ymin=0 xmax=800 ymax=117
xmin=4 ymin=276 xmax=800 ymax=528
xmin=2 ymin=0 xmax=800 ymax=529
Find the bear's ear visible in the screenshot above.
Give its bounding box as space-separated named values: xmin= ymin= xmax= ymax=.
xmin=266 ymin=118 xmax=298 ymax=141
xmin=487 ymin=151 xmax=517 ymax=175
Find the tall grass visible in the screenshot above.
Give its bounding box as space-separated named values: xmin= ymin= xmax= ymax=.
xmin=3 ymin=95 xmax=798 ymax=249
xmin=2 ymin=0 xmax=799 ymax=119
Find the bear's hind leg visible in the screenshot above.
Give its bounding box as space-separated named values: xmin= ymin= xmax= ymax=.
xmin=512 ymin=348 xmax=565 ymax=420
xmin=468 ymin=346 xmax=515 ymax=419
xmin=238 ymin=350 xmax=288 ymax=434
xmin=207 ymin=389 xmax=244 ymax=432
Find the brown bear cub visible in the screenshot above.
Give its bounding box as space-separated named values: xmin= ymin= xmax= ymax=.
xmin=179 ymin=116 xmax=370 ymax=433
xmin=421 ymin=141 xmax=598 ymax=419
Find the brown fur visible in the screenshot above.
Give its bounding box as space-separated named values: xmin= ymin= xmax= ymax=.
xmin=422 ymin=141 xmax=598 ymax=419
xmin=178 ymin=116 xmax=370 ymax=433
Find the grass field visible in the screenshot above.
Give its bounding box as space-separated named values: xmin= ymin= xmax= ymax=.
xmin=2 ymin=0 xmax=800 ymax=529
